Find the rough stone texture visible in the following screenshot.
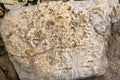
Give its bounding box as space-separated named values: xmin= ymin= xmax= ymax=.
xmin=0 ymin=0 xmax=28 ymax=10
xmin=0 ymin=0 xmax=119 ymax=80
xmin=0 ymin=34 xmax=20 ymax=80
xmin=0 ymin=21 xmax=120 ymax=80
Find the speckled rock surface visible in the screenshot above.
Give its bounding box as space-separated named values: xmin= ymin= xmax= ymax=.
xmin=0 ymin=0 xmax=119 ymax=80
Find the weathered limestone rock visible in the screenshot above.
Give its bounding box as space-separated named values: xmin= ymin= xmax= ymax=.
xmin=0 ymin=0 xmax=119 ymax=80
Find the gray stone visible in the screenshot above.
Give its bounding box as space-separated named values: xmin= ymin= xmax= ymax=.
xmin=0 ymin=0 xmax=119 ymax=80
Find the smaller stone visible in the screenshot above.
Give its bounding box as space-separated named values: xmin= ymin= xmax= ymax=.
xmin=0 ymin=0 xmax=28 ymax=10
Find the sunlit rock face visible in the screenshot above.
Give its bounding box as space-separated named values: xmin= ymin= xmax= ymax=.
xmin=0 ymin=0 xmax=119 ymax=80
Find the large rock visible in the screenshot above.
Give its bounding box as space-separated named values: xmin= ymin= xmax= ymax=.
xmin=0 ymin=0 xmax=119 ymax=80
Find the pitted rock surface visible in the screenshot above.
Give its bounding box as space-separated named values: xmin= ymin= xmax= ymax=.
xmin=0 ymin=0 xmax=119 ymax=80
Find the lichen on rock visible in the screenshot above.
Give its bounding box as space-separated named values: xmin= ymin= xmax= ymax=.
xmin=0 ymin=0 xmax=119 ymax=80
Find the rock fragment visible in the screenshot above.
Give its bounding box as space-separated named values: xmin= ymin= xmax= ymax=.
xmin=0 ymin=0 xmax=119 ymax=80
